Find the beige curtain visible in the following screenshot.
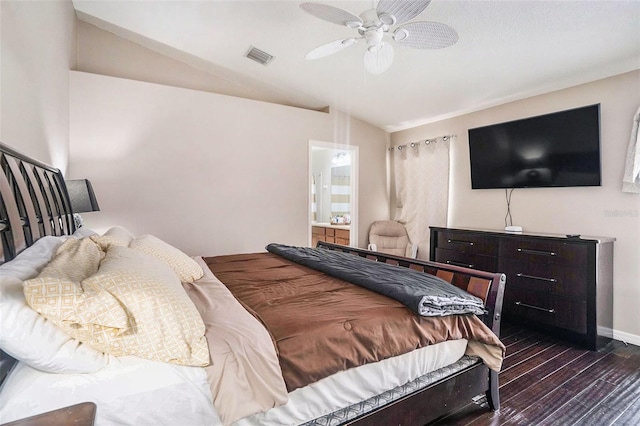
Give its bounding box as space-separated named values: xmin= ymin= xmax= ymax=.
xmin=392 ymin=136 xmax=450 ymax=260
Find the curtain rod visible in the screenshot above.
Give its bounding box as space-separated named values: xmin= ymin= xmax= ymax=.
xmin=388 ymin=134 xmax=457 ymax=151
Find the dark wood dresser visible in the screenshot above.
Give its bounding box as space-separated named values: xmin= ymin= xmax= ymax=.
xmin=429 ymin=227 xmax=615 ymax=350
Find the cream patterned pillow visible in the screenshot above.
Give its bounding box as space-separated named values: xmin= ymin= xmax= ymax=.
xmin=1 ymin=236 xmax=110 ymax=373
xmin=24 ymin=238 xmax=131 ymax=338
xmin=130 ymin=234 xmax=203 ymax=282
xmin=25 ymin=243 xmax=209 ymax=366
xmin=39 ymin=237 xmax=104 ymax=282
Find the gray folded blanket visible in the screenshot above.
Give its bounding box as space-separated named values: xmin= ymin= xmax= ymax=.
xmin=266 ymin=243 xmax=485 ymax=317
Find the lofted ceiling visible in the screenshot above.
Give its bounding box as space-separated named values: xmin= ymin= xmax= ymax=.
xmin=72 ymin=0 xmax=640 ymax=132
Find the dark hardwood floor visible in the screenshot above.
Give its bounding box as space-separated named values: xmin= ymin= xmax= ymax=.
xmin=432 ymin=323 xmax=640 ymax=425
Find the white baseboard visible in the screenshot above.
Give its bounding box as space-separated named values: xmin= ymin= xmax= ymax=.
xmin=600 ymin=326 xmax=640 ymax=346
xmin=598 ymin=326 xmax=614 ymax=339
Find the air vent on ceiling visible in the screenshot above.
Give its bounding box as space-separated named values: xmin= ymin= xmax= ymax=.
xmin=245 ymin=46 xmax=275 ymax=66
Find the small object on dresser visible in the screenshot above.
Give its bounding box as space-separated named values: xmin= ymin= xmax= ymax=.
xmin=566 ymin=234 xmax=581 ymax=239
xmin=504 ymin=225 xmax=523 ymax=233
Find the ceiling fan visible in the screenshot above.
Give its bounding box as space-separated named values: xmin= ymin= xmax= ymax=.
xmin=300 ymin=0 xmax=458 ymax=74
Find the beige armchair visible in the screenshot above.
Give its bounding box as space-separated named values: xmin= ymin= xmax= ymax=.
xmin=367 ymin=220 xmax=418 ymax=258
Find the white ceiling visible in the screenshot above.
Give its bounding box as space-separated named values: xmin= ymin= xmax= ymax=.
xmin=72 ymin=1 xmax=640 ymax=132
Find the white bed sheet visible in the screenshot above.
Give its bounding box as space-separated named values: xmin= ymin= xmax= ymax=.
xmin=0 ymin=355 xmax=218 ymax=425
xmin=0 ymin=338 xmax=466 ymax=425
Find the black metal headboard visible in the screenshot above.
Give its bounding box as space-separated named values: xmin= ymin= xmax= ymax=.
xmin=0 ymin=142 xmax=77 ymax=385
xmin=0 ymin=142 xmax=76 ymax=265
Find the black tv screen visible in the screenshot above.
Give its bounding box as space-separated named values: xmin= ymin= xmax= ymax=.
xmin=468 ymin=104 xmax=601 ymax=189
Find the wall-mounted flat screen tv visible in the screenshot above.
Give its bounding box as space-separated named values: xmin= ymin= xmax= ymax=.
xmin=468 ymin=104 xmax=601 ymax=189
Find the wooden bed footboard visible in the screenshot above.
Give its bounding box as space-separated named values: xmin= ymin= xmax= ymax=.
xmin=317 ymin=241 xmax=506 ymax=335
xmin=318 ymin=241 xmax=506 ymax=423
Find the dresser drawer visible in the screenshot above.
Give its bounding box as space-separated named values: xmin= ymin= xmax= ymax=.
xmin=436 ymin=232 xmax=498 ymax=256
xmin=499 ymin=239 xmax=588 ymax=266
xmin=435 ymin=248 xmax=497 ymax=271
xmin=499 ymin=259 xmax=587 ymax=299
xmin=505 ymin=287 xmax=587 ymax=334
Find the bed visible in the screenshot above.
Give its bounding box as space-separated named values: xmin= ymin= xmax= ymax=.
xmin=0 ymin=141 xmax=506 ymax=426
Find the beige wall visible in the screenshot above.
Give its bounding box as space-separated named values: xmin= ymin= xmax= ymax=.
xmin=391 ymin=70 xmax=640 ymax=343
xmin=69 ymin=71 xmax=389 ymax=255
xmin=0 ymin=0 xmax=76 ymax=169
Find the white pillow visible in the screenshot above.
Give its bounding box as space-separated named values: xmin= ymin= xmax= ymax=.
xmin=0 ymin=236 xmax=110 ymax=373
xmin=90 ymin=226 xmax=135 ymax=251
xmin=103 ymin=226 xmax=135 ymax=245
xmin=130 ymin=235 xmax=203 ymax=282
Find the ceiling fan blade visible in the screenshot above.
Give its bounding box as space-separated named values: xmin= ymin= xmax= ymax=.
xmin=393 ymin=21 xmax=459 ymax=49
xmin=363 ymin=42 xmax=394 ymax=74
xmin=377 ymin=0 xmax=432 ymax=25
xmin=300 ymin=2 xmax=363 ymax=28
xmin=305 ymin=38 xmax=357 ymax=60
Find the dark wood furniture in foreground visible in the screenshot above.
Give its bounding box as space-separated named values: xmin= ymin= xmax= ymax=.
xmin=0 ymin=402 xmax=96 ymax=426
xmin=433 ymin=322 xmax=640 ymax=425
xmin=318 ymin=241 xmax=506 ymax=425
xmin=430 ymin=227 xmax=614 ymax=351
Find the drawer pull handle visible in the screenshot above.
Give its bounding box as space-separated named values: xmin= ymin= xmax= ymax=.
xmin=446 ymin=260 xmax=474 ymax=268
xmin=517 ymin=248 xmax=557 ymax=257
xmin=447 ymin=239 xmax=474 ymax=246
xmin=514 ymin=301 xmax=555 ymax=314
xmin=516 ymin=273 xmax=558 ymax=283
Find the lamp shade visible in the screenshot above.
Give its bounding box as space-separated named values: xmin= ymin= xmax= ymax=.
xmin=66 ymin=179 xmax=100 ymax=213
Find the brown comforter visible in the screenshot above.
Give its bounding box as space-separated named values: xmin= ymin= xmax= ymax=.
xmin=203 ymin=252 xmax=505 ymax=392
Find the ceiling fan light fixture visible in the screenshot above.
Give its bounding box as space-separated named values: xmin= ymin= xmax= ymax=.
xmin=363 ymin=42 xmax=394 ymax=74
xmin=302 ymin=0 xmax=456 ymax=74
xmin=364 ymin=28 xmax=384 ymax=46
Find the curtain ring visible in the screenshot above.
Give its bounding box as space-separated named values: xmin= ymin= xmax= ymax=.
xmin=425 ymin=139 xmax=431 ymax=145
xmin=398 ymin=145 xmax=403 ymax=151
xmin=442 ymin=136 xmax=449 ymax=141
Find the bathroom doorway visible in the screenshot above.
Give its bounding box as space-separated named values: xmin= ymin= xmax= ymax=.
xmin=309 ymin=141 xmax=358 ymax=247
